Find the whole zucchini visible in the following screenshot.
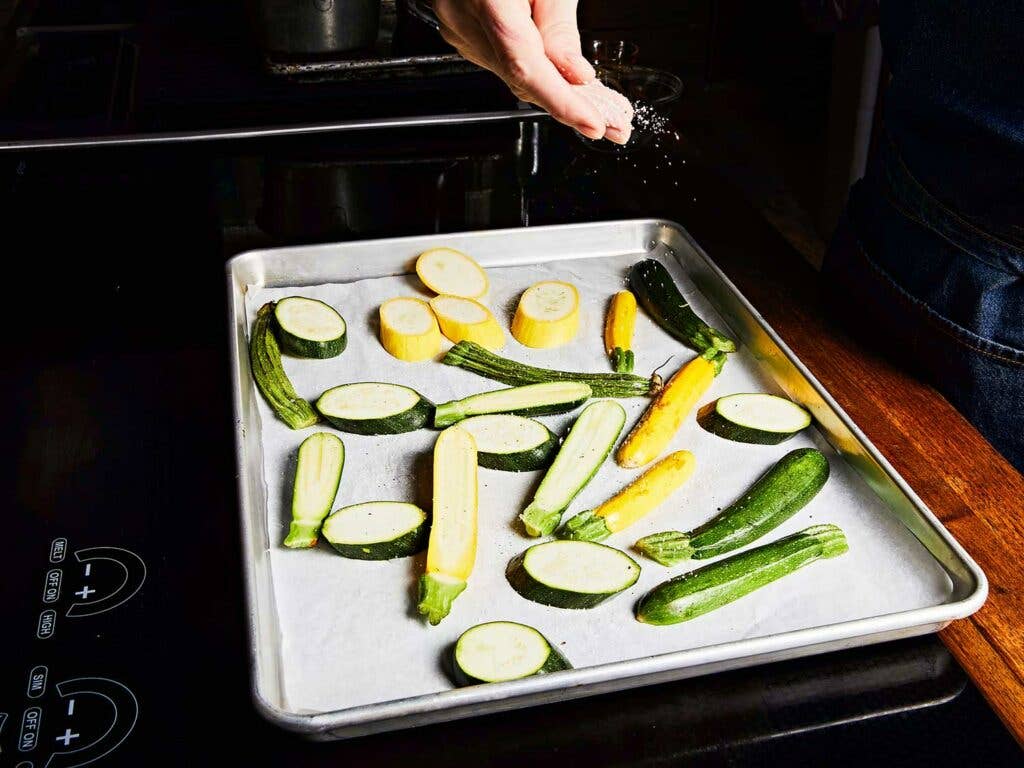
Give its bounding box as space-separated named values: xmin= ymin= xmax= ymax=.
xmin=249 ymin=302 xmax=319 ymax=430
xmin=636 ymin=524 xmax=848 ymax=625
xmin=635 ymin=447 xmax=830 ymax=565
xmin=629 ymin=259 xmax=735 ymax=355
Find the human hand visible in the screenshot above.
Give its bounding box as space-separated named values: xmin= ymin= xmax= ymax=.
xmin=435 ymin=0 xmax=633 ymax=144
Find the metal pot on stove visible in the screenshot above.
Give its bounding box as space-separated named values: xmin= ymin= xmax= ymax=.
xmin=250 ymin=0 xmax=381 ymax=57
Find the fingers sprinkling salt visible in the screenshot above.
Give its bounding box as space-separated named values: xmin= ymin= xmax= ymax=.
xmin=573 ymin=79 xmax=634 ymax=144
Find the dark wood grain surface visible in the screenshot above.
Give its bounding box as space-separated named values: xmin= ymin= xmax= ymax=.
xmin=691 ymin=205 xmax=1024 ymax=747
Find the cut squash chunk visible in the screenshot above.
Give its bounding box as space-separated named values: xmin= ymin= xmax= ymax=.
xmin=512 ymin=281 xmax=580 ymax=348
xmin=416 ymin=247 xmax=489 ymax=298
xmin=429 ymin=295 xmax=505 ymax=350
xmin=379 ymin=297 xmax=442 ymax=362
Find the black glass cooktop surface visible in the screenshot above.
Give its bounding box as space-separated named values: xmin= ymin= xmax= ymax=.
xmin=1 ymin=120 xmax=1021 ymax=767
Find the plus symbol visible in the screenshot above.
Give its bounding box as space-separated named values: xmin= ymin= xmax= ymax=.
xmin=74 ymin=585 xmax=96 ymax=599
xmin=55 ymin=728 xmax=80 ymax=747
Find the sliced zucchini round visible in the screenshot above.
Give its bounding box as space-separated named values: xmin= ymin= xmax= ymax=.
xmin=457 ymin=414 xmax=559 ymax=472
xmin=322 ymin=501 xmax=428 ymax=560
xmin=273 ymin=296 xmax=347 ymax=359
xmin=316 ymin=382 xmax=433 ymax=435
xmin=506 ymin=540 xmax=641 ymax=609
xmin=451 ymin=621 xmax=572 ymax=686
xmin=697 ymin=393 xmax=811 ymax=445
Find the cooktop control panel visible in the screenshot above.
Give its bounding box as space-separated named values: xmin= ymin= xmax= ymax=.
xmin=4 ymin=538 xmax=145 ymax=767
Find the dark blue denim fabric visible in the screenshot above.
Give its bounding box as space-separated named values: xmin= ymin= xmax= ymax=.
xmin=823 ymin=2 xmax=1024 ymax=471
xmin=879 ymin=1 xmax=1024 ymax=244
xmin=823 ymin=141 xmax=1024 ymax=470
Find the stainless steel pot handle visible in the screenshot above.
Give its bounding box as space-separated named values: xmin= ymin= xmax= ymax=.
xmin=406 ymin=0 xmax=440 ymax=30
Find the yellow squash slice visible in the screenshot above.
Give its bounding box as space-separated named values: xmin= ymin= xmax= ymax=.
xmin=429 ymin=295 xmax=505 ymax=350
xmin=379 ymin=297 xmax=442 ymax=362
xmin=511 ymin=281 xmax=580 ymax=348
xmin=416 ymin=247 xmax=489 ymax=298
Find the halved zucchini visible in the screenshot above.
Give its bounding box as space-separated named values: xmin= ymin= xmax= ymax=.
xmin=379 ymin=297 xmax=442 ymax=362
xmin=520 ymin=400 xmax=626 ymax=537
xmin=457 ymin=414 xmax=559 ymax=472
xmin=697 ymin=393 xmax=811 ymax=445
xmin=316 ymin=382 xmax=433 ymax=435
xmin=416 ymin=247 xmax=489 ymax=298
xmin=321 ymin=501 xmax=428 ymax=560
xmin=433 ymin=381 xmax=591 ymax=428
xmin=283 ymin=432 xmax=345 ymax=548
xmin=429 ymin=295 xmax=505 ymax=350
xmin=249 ymin=302 xmax=319 ymax=430
xmin=506 ymin=540 xmax=640 ymax=609
xmin=511 ymin=281 xmax=580 ymax=348
xmin=418 ymin=426 xmax=478 ymax=625
xmin=273 ymin=296 xmax=347 ymax=359
xmin=451 ymin=621 xmax=571 ymax=686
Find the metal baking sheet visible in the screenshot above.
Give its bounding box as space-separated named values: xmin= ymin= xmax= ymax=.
xmin=226 ymin=219 xmax=986 ymax=740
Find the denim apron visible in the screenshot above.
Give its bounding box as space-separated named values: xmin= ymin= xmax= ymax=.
xmin=822 ymin=1 xmax=1024 ymax=471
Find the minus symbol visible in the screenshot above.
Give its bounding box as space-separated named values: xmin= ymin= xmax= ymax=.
xmin=84 ymin=564 xmax=92 ymax=576
xmin=67 ymin=698 xmax=75 ymax=715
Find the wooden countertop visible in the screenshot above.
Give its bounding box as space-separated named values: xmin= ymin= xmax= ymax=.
xmin=689 ymin=202 xmax=1024 ymax=746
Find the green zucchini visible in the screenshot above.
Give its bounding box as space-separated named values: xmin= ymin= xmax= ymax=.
xmin=273 ymin=296 xmax=347 ymax=359
xmin=635 ymin=523 xmax=848 ymax=625
xmin=283 ymin=432 xmax=345 ymax=548
xmin=629 ymin=259 xmax=735 ymax=355
xmin=442 ymin=341 xmax=660 ymax=398
xmin=249 ymin=302 xmax=319 ymax=430
xmin=520 ymin=400 xmax=627 ymax=537
xmin=321 ymin=501 xmax=428 ymax=560
xmin=634 ymin=530 xmax=693 ymax=567
xmin=316 ymin=382 xmax=433 ymax=435
xmin=506 ymin=540 xmax=640 ymax=609
xmin=634 ymin=448 xmax=830 ymax=565
xmin=451 ymin=621 xmax=572 ymax=686
xmin=457 ymin=414 xmax=559 ymax=472
xmin=433 ymin=381 xmax=591 ymax=428
xmin=697 ymin=393 xmax=811 ymax=445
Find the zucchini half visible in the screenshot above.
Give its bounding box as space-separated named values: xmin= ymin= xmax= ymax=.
xmin=273 ymin=296 xmax=347 ymax=359
xmin=507 ymin=540 xmax=640 ymax=609
xmin=249 ymin=303 xmax=319 ymax=430
xmin=322 ymin=501 xmax=428 ymax=560
xmin=457 ymin=414 xmax=559 ymax=472
xmin=283 ymin=432 xmax=345 ymax=548
xmin=433 ymin=381 xmax=591 ymax=428
xmin=451 ymin=621 xmax=571 ymax=686
xmin=697 ymin=393 xmax=811 ymax=445
xmin=520 ymin=400 xmax=627 ymax=537
xmin=316 ymin=382 xmax=433 ymax=435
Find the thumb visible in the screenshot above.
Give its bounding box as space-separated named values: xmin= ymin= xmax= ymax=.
xmin=532 ymin=0 xmax=595 ymax=84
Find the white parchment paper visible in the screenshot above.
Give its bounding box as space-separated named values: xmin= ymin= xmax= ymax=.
xmin=245 ymin=251 xmax=953 ymax=714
